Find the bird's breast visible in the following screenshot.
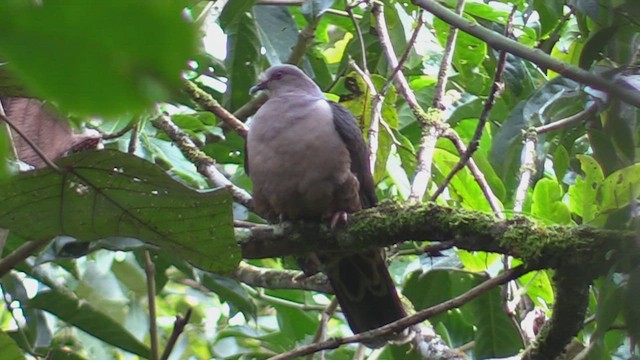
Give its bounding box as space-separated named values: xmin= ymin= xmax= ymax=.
xmin=247 ymin=98 xmax=358 ymax=220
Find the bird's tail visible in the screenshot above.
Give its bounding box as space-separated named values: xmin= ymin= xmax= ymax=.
xmin=322 ymin=249 xmax=410 ymax=347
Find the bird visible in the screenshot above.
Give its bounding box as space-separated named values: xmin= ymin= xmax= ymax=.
xmin=245 ymin=64 xmax=407 ymax=346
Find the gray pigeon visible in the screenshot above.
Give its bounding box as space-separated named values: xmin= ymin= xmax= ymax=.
xmin=245 ymin=64 xmax=407 ymax=346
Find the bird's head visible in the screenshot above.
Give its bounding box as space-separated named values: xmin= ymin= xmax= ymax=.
xmin=250 ymin=64 xmax=322 ymax=97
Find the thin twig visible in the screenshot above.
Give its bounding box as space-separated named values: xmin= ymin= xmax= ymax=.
xmin=430 ymin=5 xmax=513 ymax=209
xmin=267 ymin=265 xmax=528 ymax=360
xmin=381 ymin=11 xmax=425 ymax=95
xmin=371 ymin=2 xmax=441 ymax=202
xmin=233 ymin=262 xmax=332 ymax=293
xmin=441 ymin=130 xmax=504 ymax=217
xmin=144 ymin=250 xmax=159 ymax=360
xmin=349 ymin=60 xmax=381 ymax=172
xmin=248 ymin=287 xmax=330 ymax=312
xmin=346 ymin=1 xmax=369 ymax=75
xmin=306 ymin=298 xmax=339 ymax=360
xmin=152 ymin=115 xmax=253 ymax=209
xmin=0 ymin=238 xmax=49 ymax=281
xmin=182 ymin=79 xmax=249 ymax=138
xmin=372 ymin=2 xmax=420 ymax=110
xmin=0 ymin=283 xmax=41 ymax=357
xmin=513 ymin=131 xmax=537 ymax=213
xmin=432 ymin=0 xmax=466 ymax=109
xmin=534 ymin=102 xmax=598 ymax=134
xmin=0 ymin=113 xmax=61 ymax=172
xmin=159 ymin=309 xmax=193 ymax=360
xmin=128 ymin=119 xmax=139 ymax=154
xmin=408 ymin=125 xmax=440 ymax=201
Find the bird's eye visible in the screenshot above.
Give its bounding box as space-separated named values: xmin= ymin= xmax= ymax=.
xmin=272 ymin=71 xmax=284 ymax=80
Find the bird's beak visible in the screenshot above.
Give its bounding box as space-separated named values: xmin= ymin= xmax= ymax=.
xmin=250 ymin=80 xmax=267 ymax=95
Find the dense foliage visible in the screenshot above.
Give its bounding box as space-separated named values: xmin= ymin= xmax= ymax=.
xmin=0 ymin=0 xmax=639 ymax=359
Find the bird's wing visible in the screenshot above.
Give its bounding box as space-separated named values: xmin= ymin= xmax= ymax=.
xmin=329 ymin=101 xmax=377 ymax=208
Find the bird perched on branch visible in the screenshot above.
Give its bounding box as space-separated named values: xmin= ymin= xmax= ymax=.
xmin=245 ymin=64 xmax=408 ymax=347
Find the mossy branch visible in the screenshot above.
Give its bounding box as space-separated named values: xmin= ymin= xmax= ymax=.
xmin=238 ymin=201 xmax=636 ymax=277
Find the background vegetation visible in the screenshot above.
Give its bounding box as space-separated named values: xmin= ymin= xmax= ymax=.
xmin=0 ymin=0 xmax=639 ymax=359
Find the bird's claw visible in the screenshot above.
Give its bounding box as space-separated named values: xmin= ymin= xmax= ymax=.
xmin=330 ymin=211 xmax=349 ymax=229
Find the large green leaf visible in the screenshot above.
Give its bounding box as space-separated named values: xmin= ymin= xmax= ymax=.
xmin=470 ymin=280 xmax=524 ymax=359
xmin=28 ymin=290 xmax=149 ymax=358
xmin=0 ymin=0 xmax=197 ymax=116
xmin=597 ymin=162 xmax=640 ymax=214
xmin=0 ymin=330 xmax=24 ymax=360
xmin=220 ymin=0 xmax=261 ymax=111
xmin=0 ymin=150 xmax=238 ymax=273
xmin=531 ymin=178 xmax=571 ymax=225
xmin=254 ymin=6 xmax=300 ymax=65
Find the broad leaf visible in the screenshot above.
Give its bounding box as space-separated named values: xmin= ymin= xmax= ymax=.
xmin=532 ymin=178 xmax=571 ymax=225
xmin=0 ymin=0 xmax=197 ymax=116
xmin=0 ymin=150 xmax=238 ymax=273
xmin=28 ymin=290 xmax=150 ymax=357
xmin=0 ymin=330 xmax=24 ymax=360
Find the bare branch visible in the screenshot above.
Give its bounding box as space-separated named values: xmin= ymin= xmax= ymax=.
xmin=267 ymin=265 xmax=527 ymax=360
xmin=0 ymin=239 xmax=49 ymax=278
xmin=408 ymin=125 xmax=440 ymax=201
xmin=514 ymin=132 xmax=537 ymax=213
xmin=152 ymin=115 xmax=253 ymax=209
xmin=233 ymin=262 xmax=332 ymax=293
xmin=143 ymin=251 xmax=159 ymax=360
xmin=159 ymin=309 xmax=193 ymax=360
xmin=182 ymin=79 xmax=249 ymax=138
xmin=432 ymin=0 xmax=466 ymax=110
xmin=430 ymin=7 xmax=513 ymax=215
xmin=534 ymin=103 xmax=598 ymax=134
xmin=349 ymin=60 xmax=381 ymax=172
xmin=440 ymin=130 xmax=504 ymax=218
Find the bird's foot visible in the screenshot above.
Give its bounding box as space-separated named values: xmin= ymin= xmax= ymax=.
xmin=330 ymin=211 xmax=349 ymax=229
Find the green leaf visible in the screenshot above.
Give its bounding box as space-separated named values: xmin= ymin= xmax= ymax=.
xmin=220 ymin=4 xmax=261 ymax=111
xmin=254 ymin=6 xmax=300 ymax=65
xmin=532 ymin=178 xmax=571 ymax=225
xmin=0 ymin=150 xmax=238 ymax=273
xmin=518 ymin=270 xmax=554 ymax=309
xmin=597 ymin=163 xmax=640 ymax=214
xmin=533 ymin=0 xmax=564 ymax=36
xmin=403 ymin=269 xmax=475 ymax=347
xmin=568 ymin=155 xmax=603 ymax=223
xmin=28 ymin=290 xmax=150 ymax=358
xmin=0 ymin=330 xmax=25 ymax=360
xmin=274 ymin=305 xmax=318 ymax=344
xmin=471 ymin=280 xmax=524 ymax=358
xmin=0 ymin=0 xmax=197 ymax=116
xmin=553 ymin=145 xmax=570 ymax=183
xmin=200 ymin=272 xmax=257 ymax=320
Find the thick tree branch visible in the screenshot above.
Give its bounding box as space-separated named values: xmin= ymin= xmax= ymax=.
xmin=411 ymin=0 xmax=640 ymax=108
xmin=238 ymin=202 xmax=635 ymax=276
xmin=522 ymin=271 xmax=590 ymax=359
